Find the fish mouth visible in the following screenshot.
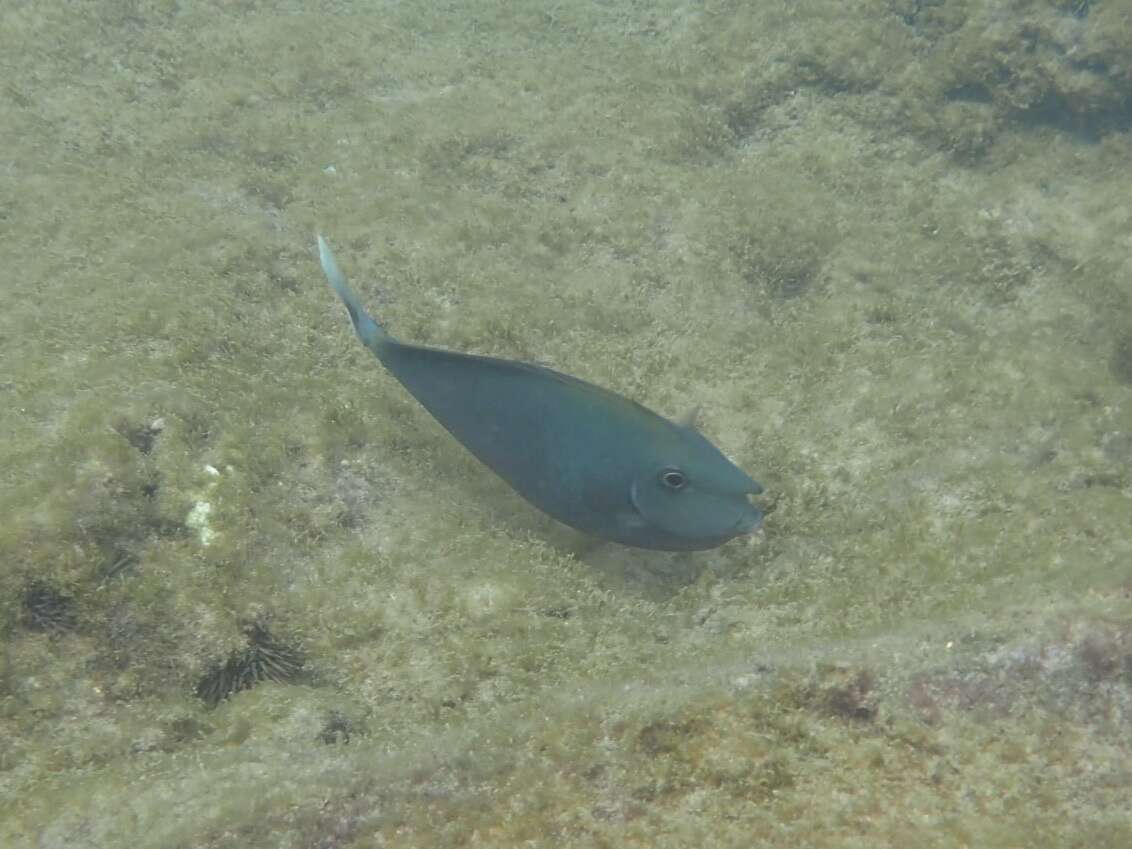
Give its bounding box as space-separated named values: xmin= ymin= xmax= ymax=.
xmin=733 ymin=503 xmax=764 ymax=535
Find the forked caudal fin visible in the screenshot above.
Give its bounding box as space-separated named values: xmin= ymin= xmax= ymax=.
xmin=317 ymin=235 xmax=386 ymax=352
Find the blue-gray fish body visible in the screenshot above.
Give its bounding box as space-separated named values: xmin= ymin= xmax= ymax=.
xmin=318 ymin=236 xmax=762 ymax=551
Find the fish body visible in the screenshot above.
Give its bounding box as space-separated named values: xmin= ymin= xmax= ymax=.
xmin=318 ymin=236 xmax=762 ymax=551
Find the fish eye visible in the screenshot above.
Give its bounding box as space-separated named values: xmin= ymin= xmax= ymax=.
xmin=659 ymin=467 xmax=687 ymax=490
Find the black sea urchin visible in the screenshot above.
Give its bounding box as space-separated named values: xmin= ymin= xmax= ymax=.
xmin=20 ymin=582 xmax=77 ymax=632
xmin=195 ymin=622 xmax=305 ymax=706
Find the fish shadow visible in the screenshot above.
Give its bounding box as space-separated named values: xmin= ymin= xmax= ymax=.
xmin=536 ymin=523 xmax=711 ymax=601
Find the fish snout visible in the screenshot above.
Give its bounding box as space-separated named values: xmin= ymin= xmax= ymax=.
xmin=733 ymin=501 xmax=764 ymax=537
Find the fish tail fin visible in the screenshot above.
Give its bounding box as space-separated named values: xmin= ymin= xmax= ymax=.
xmin=317 ymin=235 xmax=387 ymax=353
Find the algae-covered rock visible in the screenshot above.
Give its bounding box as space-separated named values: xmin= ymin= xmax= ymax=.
xmin=2 ymin=1 xmax=1130 ymax=847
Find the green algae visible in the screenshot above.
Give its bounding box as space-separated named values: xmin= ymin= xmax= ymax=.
xmin=2 ymin=0 xmax=1131 ymax=846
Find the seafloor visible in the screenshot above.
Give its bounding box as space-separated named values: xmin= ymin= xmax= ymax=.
xmin=2 ymin=1 xmax=1130 ymax=847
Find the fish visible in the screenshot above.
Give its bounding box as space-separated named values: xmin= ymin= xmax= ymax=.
xmin=317 ymin=235 xmax=763 ymax=551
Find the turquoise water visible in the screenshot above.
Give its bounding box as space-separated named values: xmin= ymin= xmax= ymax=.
xmin=2 ymin=1 xmax=1130 ymax=846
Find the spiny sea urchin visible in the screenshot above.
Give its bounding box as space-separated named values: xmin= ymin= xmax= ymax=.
xmin=20 ymin=581 xmax=77 ymax=632
xmin=195 ymin=622 xmax=305 ymax=706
